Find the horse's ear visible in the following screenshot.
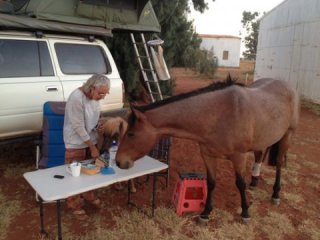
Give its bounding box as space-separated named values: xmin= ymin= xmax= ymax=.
xmin=130 ymin=101 xmax=144 ymax=107
xmin=130 ymin=101 xmax=138 ymax=108
xmin=118 ymin=119 xmax=128 ymax=137
xmin=226 ymin=73 xmax=232 ymax=82
xmin=132 ymin=108 xmax=147 ymax=121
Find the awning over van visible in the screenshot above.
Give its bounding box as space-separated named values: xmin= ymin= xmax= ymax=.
xmin=0 ymin=13 xmax=113 ymax=37
xmin=0 ymin=0 xmax=160 ymax=37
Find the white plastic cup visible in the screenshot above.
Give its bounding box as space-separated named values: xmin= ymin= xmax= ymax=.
xmin=66 ymin=162 xmax=81 ymax=177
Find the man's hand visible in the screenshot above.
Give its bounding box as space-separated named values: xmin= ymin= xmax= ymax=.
xmin=90 ymin=145 xmax=99 ymax=159
xmin=85 ymin=139 xmax=100 ymax=159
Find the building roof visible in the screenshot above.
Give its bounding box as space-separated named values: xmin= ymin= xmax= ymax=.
xmin=198 ymin=34 xmax=241 ymax=40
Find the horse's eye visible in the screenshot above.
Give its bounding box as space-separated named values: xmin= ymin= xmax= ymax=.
xmin=128 ymin=132 xmax=134 ymax=137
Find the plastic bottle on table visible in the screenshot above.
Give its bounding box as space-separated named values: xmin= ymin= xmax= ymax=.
xmin=110 ymin=140 xmax=118 ymax=152
xmin=109 ymin=140 xmax=118 ymax=167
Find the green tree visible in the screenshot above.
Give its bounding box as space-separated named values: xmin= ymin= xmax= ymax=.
xmin=107 ymin=1 xmax=215 ymax=101
xmin=241 ymin=11 xmax=261 ymax=60
xmin=191 ymin=0 xmax=211 ymax=12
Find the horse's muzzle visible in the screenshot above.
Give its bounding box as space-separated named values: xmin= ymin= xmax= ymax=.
xmin=116 ymin=159 xmax=133 ymax=169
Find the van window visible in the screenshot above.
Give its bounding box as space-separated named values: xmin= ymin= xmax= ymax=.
xmin=0 ymin=39 xmax=54 ymax=77
xmin=55 ymin=43 xmax=111 ymax=75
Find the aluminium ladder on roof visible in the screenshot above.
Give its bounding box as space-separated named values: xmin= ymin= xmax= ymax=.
xmin=130 ymin=33 xmax=163 ymax=102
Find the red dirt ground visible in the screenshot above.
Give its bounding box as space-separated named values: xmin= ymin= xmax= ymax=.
xmin=1 ymin=67 xmax=320 ymax=239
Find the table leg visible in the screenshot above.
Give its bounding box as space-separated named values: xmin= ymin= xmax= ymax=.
xmin=56 ymin=200 xmax=62 ymax=240
xmin=127 ymin=173 xmax=160 ymax=217
xmin=152 ymin=173 xmax=157 ymax=217
xmin=128 ymin=181 xmax=131 ymax=205
xmin=39 ymin=197 xmax=46 ymax=235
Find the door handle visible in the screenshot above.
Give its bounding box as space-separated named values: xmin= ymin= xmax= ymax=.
xmin=46 ymin=86 xmax=58 ymax=92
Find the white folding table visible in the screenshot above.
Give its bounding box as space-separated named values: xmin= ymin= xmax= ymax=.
xmin=24 ymin=156 xmax=168 ymax=240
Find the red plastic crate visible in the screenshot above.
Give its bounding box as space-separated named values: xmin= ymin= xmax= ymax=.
xmin=172 ymin=173 xmax=207 ymax=215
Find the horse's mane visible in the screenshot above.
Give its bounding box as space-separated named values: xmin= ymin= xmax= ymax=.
xmin=134 ymin=75 xmax=244 ymax=113
xmin=101 ymin=117 xmax=128 ymax=137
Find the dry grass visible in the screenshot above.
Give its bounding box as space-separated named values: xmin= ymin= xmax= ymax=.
xmin=33 ymin=203 xmax=298 ymax=240
xmin=304 ymin=178 xmax=319 ymax=190
xmin=210 ymin=222 xmax=257 ymax=240
xmin=283 ymin=192 xmax=304 ymax=206
xmin=34 ymin=202 xmax=302 ymax=240
xmin=213 ymin=209 xmax=234 ymax=225
xmin=298 ymin=219 xmax=320 ymax=240
xmin=259 ymin=211 xmax=295 ymax=240
xmin=4 ymin=163 xmax=34 ymax=178
xmin=0 ymin=191 xmax=22 ymax=240
xmin=286 ymin=160 xmax=301 ymax=172
xmin=302 ymin=99 xmax=320 ymax=115
xmin=247 ymin=188 xmax=270 ymax=202
xmin=299 ymin=159 xmax=319 ymax=169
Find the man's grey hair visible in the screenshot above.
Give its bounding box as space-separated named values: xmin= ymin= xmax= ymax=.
xmin=82 ymin=74 xmax=110 ymax=94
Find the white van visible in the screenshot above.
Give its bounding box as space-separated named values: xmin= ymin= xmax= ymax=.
xmin=0 ymin=31 xmax=124 ymax=141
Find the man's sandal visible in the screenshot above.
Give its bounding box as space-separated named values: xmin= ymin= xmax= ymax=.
xmin=72 ymin=209 xmax=88 ymax=220
xmin=130 ymin=186 xmax=137 ymax=193
xmin=91 ymin=199 xmax=102 ymax=209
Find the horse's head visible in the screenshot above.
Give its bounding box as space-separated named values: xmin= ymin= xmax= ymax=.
xmin=97 ymin=117 xmax=128 ymax=152
xmin=115 ymin=107 xmax=159 ymax=169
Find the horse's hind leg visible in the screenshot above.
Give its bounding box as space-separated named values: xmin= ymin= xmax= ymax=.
xmin=250 ymin=149 xmax=268 ymax=188
xmin=231 ymin=153 xmax=250 ymax=222
xmin=250 ymin=151 xmax=262 ymax=188
xmin=269 ymin=130 xmax=294 ymax=205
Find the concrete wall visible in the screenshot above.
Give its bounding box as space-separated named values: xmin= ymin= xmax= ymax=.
xmin=255 ymin=0 xmax=320 ymax=103
xmin=200 ymin=35 xmax=241 ymax=67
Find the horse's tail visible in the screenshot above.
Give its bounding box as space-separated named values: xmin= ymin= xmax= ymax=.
xmin=268 ymin=141 xmax=280 ymax=166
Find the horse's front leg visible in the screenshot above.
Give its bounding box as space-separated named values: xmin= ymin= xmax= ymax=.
xmin=231 ymin=153 xmax=250 ymax=222
xmin=199 ymin=168 xmax=215 ymax=222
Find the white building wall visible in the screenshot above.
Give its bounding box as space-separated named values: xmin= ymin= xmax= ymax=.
xmin=200 ymin=35 xmax=241 ymax=67
xmin=255 ymin=0 xmax=320 ymax=103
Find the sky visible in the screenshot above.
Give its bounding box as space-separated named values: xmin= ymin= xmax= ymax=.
xmin=190 ymin=0 xmax=285 ymax=37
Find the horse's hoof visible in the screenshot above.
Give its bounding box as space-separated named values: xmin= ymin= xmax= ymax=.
xmin=197 ymin=216 xmax=209 ymax=226
xmin=250 ymin=176 xmax=259 ymax=189
xmin=248 ymin=185 xmax=256 ymax=190
xmin=241 ymin=217 xmax=251 ymax=224
xmin=272 ymin=198 xmax=280 ymax=205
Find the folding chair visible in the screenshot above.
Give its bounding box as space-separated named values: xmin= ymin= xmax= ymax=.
xmin=148 ymin=137 xmax=171 ymax=187
xmin=35 ymin=101 xmax=66 ymax=201
xmin=36 ymin=101 xmax=66 ymax=169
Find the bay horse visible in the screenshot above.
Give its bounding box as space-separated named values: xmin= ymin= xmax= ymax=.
xmin=115 ymin=77 xmax=300 ymax=222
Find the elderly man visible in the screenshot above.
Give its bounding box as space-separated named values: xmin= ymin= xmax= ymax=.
xmin=63 ymin=74 xmax=110 ymax=218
